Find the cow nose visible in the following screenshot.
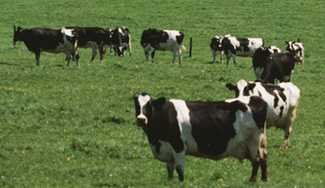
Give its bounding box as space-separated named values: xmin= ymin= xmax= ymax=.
xmin=136 ymin=115 xmax=148 ymax=126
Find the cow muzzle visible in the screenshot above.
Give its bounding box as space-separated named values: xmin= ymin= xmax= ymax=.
xmin=136 ymin=115 xmax=148 ymax=127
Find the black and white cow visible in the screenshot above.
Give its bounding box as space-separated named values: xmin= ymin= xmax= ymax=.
xmin=252 ymin=49 xmax=300 ymax=83
xmin=65 ymin=27 xmax=112 ymax=63
xmin=286 ymin=40 xmax=304 ymax=65
xmin=226 ymin=79 xmax=300 ymax=149
xmin=110 ymin=26 xmax=132 ymax=56
xmin=252 ymin=46 xmax=282 ymax=80
xmin=221 ymin=35 xmax=264 ymax=64
xmin=134 ymin=93 xmax=268 ymax=182
xmin=140 ymin=28 xmax=185 ymax=64
xmin=13 ymin=25 xmax=78 ymax=66
xmin=210 ymin=35 xmax=224 ymax=63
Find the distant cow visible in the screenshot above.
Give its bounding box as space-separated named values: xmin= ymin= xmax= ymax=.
xmin=226 ymin=79 xmax=300 ymax=149
xmin=252 ymin=49 xmax=301 ymax=83
xmin=110 ymin=27 xmax=132 ymax=56
xmin=252 ymin=46 xmax=282 ymax=80
xmin=221 ymin=35 xmax=264 ymax=64
xmin=286 ymin=40 xmax=304 ymax=65
xmin=210 ymin=35 xmax=224 ymax=63
xmin=65 ymin=27 xmax=112 ymax=63
xmin=13 ymin=25 xmax=78 ymax=66
xmin=134 ymin=93 xmax=268 ymax=182
xmin=140 ymin=28 xmax=185 ymax=64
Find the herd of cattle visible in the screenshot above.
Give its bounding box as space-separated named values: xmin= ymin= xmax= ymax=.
xmin=13 ymin=25 xmax=304 ymax=183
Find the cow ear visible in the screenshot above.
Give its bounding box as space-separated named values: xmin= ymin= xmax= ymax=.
xmin=225 ymin=83 xmax=237 ymax=91
xmin=151 ymin=97 xmax=166 ymax=110
xmin=13 ymin=25 xmax=16 ymax=32
xmin=285 ymin=41 xmax=289 ymax=45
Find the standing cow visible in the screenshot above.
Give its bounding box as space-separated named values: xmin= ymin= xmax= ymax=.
xmin=140 ymin=28 xmax=185 ymax=64
xmin=286 ymin=40 xmax=304 ymax=65
xmin=252 ymin=46 xmax=282 ymax=80
xmin=226 ymin=79 xmax=300 ymax=149
xmin=221 ymin=35 xmax=264 ymax=65
xmin=110 ymin=26 xmax=132 ymax=56
xmin=210 ymin=35 xmax=224 ymax=63
xmin=13 ymin=25 xmax=78 ymax=66
xmin=134 ymin=93 xmax=268 ymax=182
xmin=65 ymin=27 xmax=112 ymax=63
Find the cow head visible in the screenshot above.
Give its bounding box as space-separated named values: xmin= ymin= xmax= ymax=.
xmin=112 ymin=27 xmax=130 ymax=56
xmin=226 ymin=80 xmax=256 ymax=97
xmin=13 ymin=25 xmax=22 ymax=47
xmin=134 ymin=93 xmax=167 ymax=127
xmin=285 ymin=40 xmax=304 ymax=64
xmin=210 ymin=36 xmax=223 ymax=51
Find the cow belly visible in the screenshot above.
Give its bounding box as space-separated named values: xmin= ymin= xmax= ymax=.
xmin=157 ymin=42 xmax=178 ymax=51
xmin=150 ymin=141 xmax=174 ymax=162
xmin=43 ymin=43 xmax=73 ymax=53
xmin=236 ymin=50 xmax=255 ymax=57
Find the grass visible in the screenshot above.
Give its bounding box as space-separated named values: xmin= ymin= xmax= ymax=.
xmin=1 ymin=0 xmax=325 ymax=187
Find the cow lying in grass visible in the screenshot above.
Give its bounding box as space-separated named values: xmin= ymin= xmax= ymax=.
xmin=134 ymin=93 xmax=268 ymax=182
xmin=226 ymin=79 xmax=300 ymax=149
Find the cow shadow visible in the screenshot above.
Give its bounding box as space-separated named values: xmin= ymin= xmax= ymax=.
xmin=0 ymin=61 xmax=20 ymax=66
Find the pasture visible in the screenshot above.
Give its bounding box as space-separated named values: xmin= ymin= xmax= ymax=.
xmin=0 ymin=0 xmax=325 ymax=187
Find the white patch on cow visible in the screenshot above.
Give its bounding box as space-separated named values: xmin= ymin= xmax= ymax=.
xmin=268 ymin=45 xmax=281 ymax=53
xmin=169 ymin=99 xmax=198 ymax=153
xmin=137 ymin=95 xmax=151 ymax=124
xmin=61 ymin=27 xmax=74 ymax=37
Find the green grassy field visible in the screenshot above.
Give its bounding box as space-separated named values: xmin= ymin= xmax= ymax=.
xmin=1 ymin=0 xmax=325 ymax=187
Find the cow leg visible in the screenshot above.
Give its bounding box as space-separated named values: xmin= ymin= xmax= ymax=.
xmin=249 ymin=160 xmax=259 ymax=182
xmin=174 ymin=151 xmax=185 ymax=182
xmin=211 ymin=50 xmax=217 ymax=64
xmin=259 ymin=128 xmax=268 ymax=181
xmin=225 ymin=51 xmax=231 ymax=66
xmin=90 ymin=47 xmax=97 ymax=62
xmin=99 ymin=46 xmax=106 ymax=64
xmin=34 ymin=51 xmax=41 ymax=66
xmin=220 ymin=51 xmax=224 ymax=63
xmin=151 ymin=50 xmax=155 ymax=63
xmin=172 ymin=51 xmax=177 ymax=64
xmin=281 ymin=107 xmax=296 ymax=150
xmin=166 ymin=162 xmax=175 ymax=180
xmin=177 ymin=49 xmax=182 ymax=64
xmin=232 ymin=53 xmax=237 ymax=65
xmin=144 ymin=50 xmax=150 ymax=61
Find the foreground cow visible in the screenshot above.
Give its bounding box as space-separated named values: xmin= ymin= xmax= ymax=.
xmin=134 ymin=93 xmax=268 ymax=182
xmin=226 ymin=79 xmax=300 ymax=149
xmin=210 ymin=35 xmax=224 ymax=63
xmin=13 ymin=25 xmax=77 ymax=66
xmin=221 ymin=35 xmax=264 ymax=64
xmin=252 ymin=46 xmax=282 ymax=80
xmin=286 ymin=40 xmax=304 ymax=65
xmin=65 ymin=26 xmax=112 ymax=63
xmin=140 ymin=28 xmax=185 ymax=64
xmin=110 ymin=27 xmax=132 ymax=56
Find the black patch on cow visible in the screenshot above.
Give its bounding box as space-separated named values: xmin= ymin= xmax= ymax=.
xmin=248 ymin=96 xmax=267 ymax=129
xmin=225 ymin=83 xmax=240 ymax=97
xmin=237 ymin=38 xmax=250 ymax=52
xmin=279 ymin=106 xmax=284 ymax=118
xmin=243 ymin=83 xmax=256 ymax=96
xmin=140 ymin=28 xmax=170 ymax=50
xmin=176 ymin=32 xmax=184 ymax=45
xmin=258 ymin=91 xmax=262 ymax=97
xmin=188 ymin=100 xmax=247 ymax=156
xmin=278 ymin=91 xmax=287 ymax=103
xmin=210 ymin=37 xmax=222 ymax=51
xmin=273 ymin=95 xmax=279 ymax=108
xmin=252 ymin=47 xmax=272 ymax=70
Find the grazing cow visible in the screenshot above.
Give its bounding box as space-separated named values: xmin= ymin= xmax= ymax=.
xmin=13 ymin=25 xmax=78 ymax=66
xmin=226 ymin=79 xmax=300 ymax=149
xmin=210 ymin=35 xmax=224 ymax=63
xmin=253 ymin=49 xmax=300 ymax=83
xmin=110 ymin=26 xmax=132 ymax=56
xmin=134 ymin=93 xmax=268 ymax=182
xmin=221 ymin=35 xmax=264 ymax=65
xmin=140 ymin=28 xmax=185 ymax=64
xmin=286 ymin=40 xmax=304 ymax=65
xmin=65 ymin=27 xmax=112 ymax=63
xmin=252 ymin=46 xmax=282 ymax=80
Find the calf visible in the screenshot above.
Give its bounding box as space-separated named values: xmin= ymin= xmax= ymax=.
xmin=210 ymin=35 xmax=224 ymax=63
xmin=134 ymin=93 xmax=268 ymax=182
xmin=221 ymin=35 xmax=264 ymax=65
xmin=226 ymin=79 xmax=300 ymax=149
xmin=110 ymin=26 xmax=132 ymax=56
xmin=13 ymin=25 xmax=77 ymax=66
xmin=252 ymin=46 xmax=282 ymax=80
xmin=65 ymin=27 xmax=112 ymax=63
xmin=286 ymin=40 xmax=304 ymax=65
xmin=140 ymin=28 xmax=185 ymax=64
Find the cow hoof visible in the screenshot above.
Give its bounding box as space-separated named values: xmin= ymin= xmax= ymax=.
xmin=249 ymin=177 xmax=257 ymax=182
xmin=261 ymin=177 xmax=268 ymax=182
